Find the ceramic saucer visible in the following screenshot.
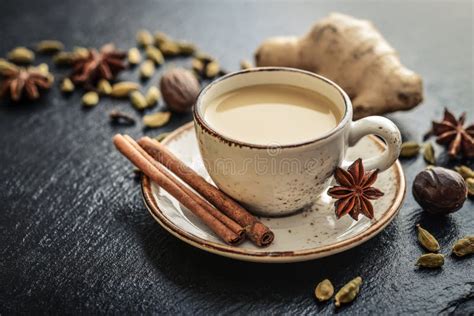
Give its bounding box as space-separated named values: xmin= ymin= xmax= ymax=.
xmin=141 ymin=122 xmax=405 ymax=263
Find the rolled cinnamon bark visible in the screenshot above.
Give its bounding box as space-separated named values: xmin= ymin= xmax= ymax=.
xmin=113 ymin=134 xmax=243 ymax=245
xmin=138 ymin=136 xmax=275 ymax=247
xmin=123 ymin=135 xmax=244 ymax=237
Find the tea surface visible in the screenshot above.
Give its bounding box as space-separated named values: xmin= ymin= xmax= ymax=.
xmin=204 ymin=84 xmax=342 ymax=145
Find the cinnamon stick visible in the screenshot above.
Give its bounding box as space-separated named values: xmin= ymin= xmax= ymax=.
xmin=123 ymin=135 xmax=244 ymax=237
xmin=113 ymin=134 xmax=243 ymax=245
xmin=138 ymin=136 xmax=275 ymax=247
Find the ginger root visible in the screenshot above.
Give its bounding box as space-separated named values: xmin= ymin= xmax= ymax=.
xmin=255 ymin=13 xmax=423 ymax=119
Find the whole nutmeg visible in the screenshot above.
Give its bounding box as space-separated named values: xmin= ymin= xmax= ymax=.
xmin=412 ymin=167 xmax=467 ymax=215
xmin=160 ymin=68 xmax=200 ymax=113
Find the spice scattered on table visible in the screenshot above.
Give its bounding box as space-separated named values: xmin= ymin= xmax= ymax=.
xmin=416 ymin=224 xmax=440 ymax=252
xmin=431 ymin=108 xmax=474 ymax=159
xmin=127 ymin=47 xmax=141 ymax=65
xmin=412 ymin=167 xmax=467 ymax=215
xmin=452 ymin=236 xmax=474 ymax=257
xmin=143 ymin=111 xmax=171 ymax=128
xmin=82 ymin=91 xmax=99 ymax=107
xmin=7 ymin=47 xmax=35 ymax=64
xmin=109 ymin=109 xmax=136 ymax=125
xmin=454 ymin=165 xmax=474 ymax=180
xmin=139 ymin=60 xmax=155 ymax=79
xmin=36 ymin=40 xmax=64 ymax=54
xmin=160 ymin=68 xmax=200 ymax=113
xmin=60 ymin=77 xmax=75 ymax=93
xmin=70 ymin=43 xmax=126 ymax=88
xmin=399 ymin=141 xmax=421 ymax=158
xmin=315 ymin=279 xmax=334 ymax=302
xmin=136 ymin=29 xmax=154 ymax=47
xmin=145 ymin=86 xmax=160 ymax=106
xmin=97 ymin=79 xmax=112 ymax=95
xmin=110 ymin=81 xmax=140 ymax=98
xmin=130 ymin=90 xmax=149 ymax=110
xmin=334 ymin=277 xmax=362 ymax=307
xmin=0 ymin=62 xmax=52 ymax=101
xmin=415 ymin=253 xmax=444 ymax=268
xmin=422 ymin=143 xmax=436 ymax=165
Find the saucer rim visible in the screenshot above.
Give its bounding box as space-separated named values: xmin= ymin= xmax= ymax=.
xmin=141 ymin=122 xmax=406 ymax=263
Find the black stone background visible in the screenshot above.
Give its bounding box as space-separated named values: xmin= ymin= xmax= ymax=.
xmin=0 ymin=0 xmax=473 ymax=314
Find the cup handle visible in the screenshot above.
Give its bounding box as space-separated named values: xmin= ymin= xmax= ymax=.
xmin=342 ymin=116 xmax=402 ymax=172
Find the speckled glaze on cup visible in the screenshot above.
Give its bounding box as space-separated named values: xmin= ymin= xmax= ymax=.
xmin=194 ymin=67 xmax=401 ymax=216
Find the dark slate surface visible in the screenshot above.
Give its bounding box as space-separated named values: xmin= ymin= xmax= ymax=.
xmin=0 ymin=0 xmax=473 ymax=314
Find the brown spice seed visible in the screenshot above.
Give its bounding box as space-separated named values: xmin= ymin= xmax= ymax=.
xmin=160 ymin=68 xmax=200 ymax=113
xmin=109 ymin=110 xmax=136 ymax=125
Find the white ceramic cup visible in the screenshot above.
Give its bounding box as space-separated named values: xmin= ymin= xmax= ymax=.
xmin=194 ymin=67 xmax=401 ymax=216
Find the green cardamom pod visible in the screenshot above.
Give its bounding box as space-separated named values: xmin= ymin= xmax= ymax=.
xmin=82 ymin=91 xmax=99 ymax=107
xmin=176 ymin=41 xmax=196 ymax=55
xmin=415 ymin=253 xmax=444 ymax=268
xmin=110 ymin=82 xmax=140 ymax=98
xmin=35 ymin=63 xmax=49 ymax=76
xmin=452 ymin=236 xmax=474 ymax=257
xmin=335 ymin=277 xmax=362 ymax=307
xmin=7 ymin=47 xmax=35 ymax=64
xmin=97 ymin=79 xmax=112 ymax=95
xmin=73 ymin=47 xmax=89 ymax=59
xmin=136 ymin=29 xmax=153 ymax=47
xmin=416 ymin=224 xmax=440 ymax=252
xmin=314 ymin=279 xmax=334 ymax=302
xmin=467 ymin=178 xmax=474 ymax=196
xmin=240 ymin=59 xmax=253 ymax=70
xmin=455 ymin=165 xmax=474 ymax=180
xmin=194 ymin=52 xmax=214 ymax=63
xmin=145 ymin=46 xmax=164 ymax=65
xmin=145 ymin=86 xmax=161 ymax=106
xmin=400 ymin=141 xmax=421 ymax=158
xmin=60 ymin=78 xmax=75 ymax=93
xmin=127 ymin=47 xmax=141 ymax=65
xmin=53 ymin=51 xmax=76 ymax=65
xmin=160 ymin=41 xmax=180 ymax=56
xmin=205 ymin=60 xmax=220 ymax=78
xmin=36 ymin=40 xmax=64 ymax=54
xmin=0 ymin=59 xmax=18 ymax=75
xmin=143 ymin=111 xmax=171 ymax=128
xmin=130 ymin=91 xmax=148 ymax=110
xmin=154 ymin=132 xmax=171 ymax=143
xmin=154 ymin=31 xmax=171 ymax=47
xmin=423 ymin=143 xmax=436 ymax=165
xmin=192 ymin=58 xmax=204 ymax=74
xmin=140 ymin=60 xmax=155 ymax=79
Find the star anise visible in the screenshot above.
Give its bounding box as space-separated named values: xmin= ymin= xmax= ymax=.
xmin=0 ymin=64 xmax=52 ymax=101
xmin=327 ymin=158 xmax=384 ymax=220
xmin=432 ymin=108 xmax=474 ymax=159
xmin=70 ymin=43 xmax=126 ymax=88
